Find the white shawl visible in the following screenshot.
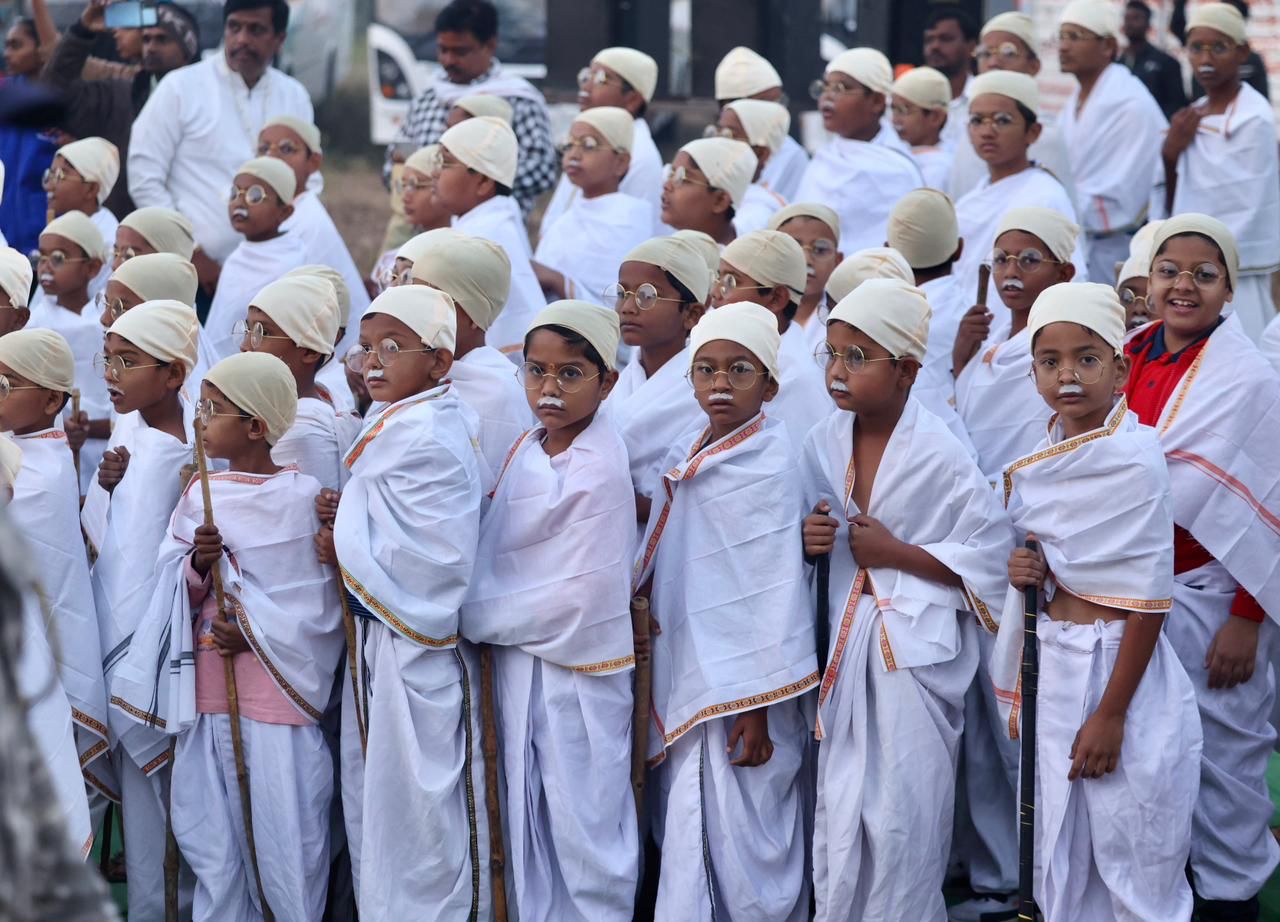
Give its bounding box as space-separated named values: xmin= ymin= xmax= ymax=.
xmin=455 ymin=196 xmax=544 ymax=353
xmin=534 ymin=191 xmax=653 ymax=307
xmin=541 ymin=116 xmax=665 ymax=233
xmin=203 ymin=232 xmax=309 ymax=360
xmin=449 ymin=344 xmax=533 ymax=483
xmin=732 ymin=182 xmax=787 ymax=236
xmin=271 ymin=390 xmax=363 ymax=492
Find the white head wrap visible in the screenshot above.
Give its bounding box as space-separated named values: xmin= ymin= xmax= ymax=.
xmin=0 ymin=328 xmax=75 ymax=393
xmin=828 ymin=277 xmax=931 ymax=362
xmin=365 ymin=285 xmax=458 ymax=352
xmin=397 ymin=228 xmax=462 ymax=265
xmin=58 ymin=137 xmax=120 ymax=204
xmin=404 ymin=143 xmax=442 ymax=178
xmin=0 ymin=247 xmax=33 ymax=309
xmin=109 ymin=299 xmax=201 ymax=374
xmin=529 ymin=300 xmax=621 ymax=371
xmin=825 ymin=48 xmax=894 ymax=95
xmin=285 ymin=264 xmax=352 ymax=327
xmin=1028 ymin=282 xmax=1126 ymax=356
xmin=679 ymin=138 xmax=757 ymax=210
xmin=42 ymin=210 xmax=105 ymax=261
xmin=1151 ymin=212 xmax=1240 ymax=291
xmin=1187 ymin=3 xmax=1247 ymax=45
xmin=574 ymin=106 xmax=635 ymax=153
xmin=672 ymin=229 xmax=721 ymax=274
xmin=112 ymin=253 xmax=199 ymax=307
xmin=440 ymin=116 xmax=519 ymax=188
xmin=689 ymin=300 xmax=781 ymax=381
xmin=454 ymin=94 xmax=514 ymax=124
xmin=411 ymin=234 xmax=512 ymax=330
xmin=0 ymin=435 xmax=20 ymax=495
xmin=826 ymin=247 xmax=914 ymax=303
xmin=892 ymin=67 xmax=952 ymax=111
xmin=262 ymin=114 xmax=323 ymax=154
xmin=714 ymin=46 xmax=782 ymax=100
xmin=981 ymin=11 xmax=1037 ymax=50
xmin=204 ymin=352 xmax=298 ymax=446
xmin=593 ymin=47 xmax=659 ymax=102
xmin=768 ymin=202 xmax=841 ymax=241
xmin=888 ymin=189 xmax=960 ymax=269
xmin=624 ymin=236 xmax=712 ymax=305
xmin=1118 ymin=220 xmax=1163 ymax=284
xmin=120 ymin=206 xmax=196 ymax=259
xmin=1060 ymin=0 xmax=1120 ymax=38
xmin=996 ymin=207 xmax=1080 ymax=262
xmin=236 ymin=156 xmax=297 ymax=204
xmin=968 ymin=70 xmax=1040 ymax=115
xmin=725 ymin=99 xmax=790 ymax=153
xmin=721 ymin=230 xmax=807 ymax=304
xmin=250 ymin=276 xmax=340 ymax=355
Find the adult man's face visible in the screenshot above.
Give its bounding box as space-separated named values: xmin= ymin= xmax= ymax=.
xmin=1122 ymin=7 xmax=1150 ymax=44
xmin=924 ymin=17 xmax=974 ymax=78
xmin=140 ymin=27 xmax=187 ymax=75
xmin=224 ymin=8 xmax=285 ymax=84
xmin=437 ymin=29 xmax=496 ymax=84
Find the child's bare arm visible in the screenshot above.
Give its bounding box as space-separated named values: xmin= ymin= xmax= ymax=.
xmin=1069 ymin=611 xmax=1164 ymax=781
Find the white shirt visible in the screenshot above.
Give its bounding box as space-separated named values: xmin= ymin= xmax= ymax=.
xmin=128 ymin=53 xmax=313 ymax=263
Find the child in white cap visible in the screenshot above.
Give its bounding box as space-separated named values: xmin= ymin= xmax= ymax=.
xmin=533 ymin=107 xmax=652 ymax=306
xmin=801 ymin=278 xmax=1011 ymax=922
xmin=87 ymin=299 xmax=200 ymax=921
xmin=434 ymin=116 xmax=544 ymax=354
xmin=112 ymin=205 xmax=196 ymax=269
xmin=712 ymin=98 xmax=791 ymax=235
xmin=992 ymin=281 xmax=1200 ymax=922
xmin=768 ymin=202 xmax=844 ymax=350
xmin=660 ymin=137 xmax=757 ymax=246
xmin=714 ymin=46 xmax=811 ymax=200
xmin=463 ymin=300 xmax=638 ymax=921
xmin=0 ymin=245 xmax=34 ymax=337
xmin=890 ymin=66 xmax=954 ymax=189
xmin=204 ymin=156 xmax=308 ymax=360
xmin=313 ymin=286 xmax=490 ymax=920
xmin=796 ymin=48 xmax=924 ymax=253
xmin=373 ymin=149 xmax=452 ymax=293
xmin=446 ymin=93 xmax=515 ymax=128
xmin=47 ymin=137 xmax=120 ymax=295
xmin=639 ymin=300 xmax=818 ymax=922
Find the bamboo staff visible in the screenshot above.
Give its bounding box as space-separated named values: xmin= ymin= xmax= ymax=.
xmin=977 ymin=263 xmax=991 ymax=308
xmin=1017 ymin=539 xmax=1040 ymax=922
xmin=193 ymin=419 xmax=274 ymax=922
xmin=338 ymin=591 xmax=367 ymax=756
xmin=478 ymin=644 xmax=509 ymax=922
xmin=629 ymin=596 xmax=652 ymax=824
xmin=69 ymin=389 xmax=81 ymax=483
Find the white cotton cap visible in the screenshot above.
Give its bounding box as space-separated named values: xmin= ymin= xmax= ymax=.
xmin=529 ymin=300 xmax=621 ymax=371
xmin=250 ymin=276 xmax=339 ymax=355
xmin=1152 ymin=212 xmax=1239 ymax=291
xmin=714 ymin=46 xmax=782 ymax=101
xmin=204 ymin=352 xmax=298 ymax=446
xmin=672 ymin=229 xmax=721 ymax=272
xmin=0 ymin=328 xmax=75 ymax=393
xmin=285 ymin=264 xmax=351 ymax=328
xmin=768 ymin=202 xmax=841 ymax=241
xmin=887 ymin=189 xmax=960 ymax=269
xmin=981 ymin=12 xmax=1037 ymax=50
xmin=1060 ymin=0 xmax=1120 ymax=39
xmin=574 ymin=106 xmax=635 ymax=153
xmin=440 ymin=116 xmax=519 ymax=188
xmin=42 ymin=210 xmax=105 ymax=261
xmin=825 ymin=48 xmax=894 ymax=95
xmin=236 ymin=156 xmax=297 ymax=204
xmin=120 ymin=206 xmax=196 ymax=259
xmin=262 ymin=114 xmax=323 ymax=154
xmin=0 ymin=435 xmax=20 ymax=494
xmin=624 ymin=236 xmax=712 ymax=305
xmin=1029 ymin=282 xmax=1126 ymax=357
xmin=722 ymin=230 xmax=807 ymax=305
xmin=725 ymin=99 xmax=790 ymax=153
xmin=365 ymin=285 xmax=457 ymax=352
xmin=411 ymin=234 xmax=512 ymax=330
xmin=109 ymin=299 xmax=201 ymax=374
xmin=1187 ymin=3 xmax=1247 ymax=45
xmin=689 ymin=300 xmax=780 ymax=381
xmin=111 ymin=253 xmax=199 ymax=307
xmin=826 ymin=247 xmax=914 ymax=304
xmin=0 ymin=247 xmax=33 ymax=309
xmin=968 ymin=70 xmax=1039 ymax=115
xmin=593 ymin=47 xmax=659 ymax=102
xmin=680 ymin=138 xmax=758 ymax=210
xmin=996 ymin=207 xmax=1080 ymax=263
xmin=58 ymin=137 xmax=120 ymax=205
xmin=1118 ymin=221 xmax=1163 ymax=284
xmin=454 ymin=94 xmax=515 ymax=124
xmin=397 ymin=227 xmax=463 ymax=266
xmin=404 ymin=143 xmax=442 ymax=178
xmin=891 ymin=67 xmax=952 ymax=111
xmin=828 ymin=277 xmax=931 ymax=362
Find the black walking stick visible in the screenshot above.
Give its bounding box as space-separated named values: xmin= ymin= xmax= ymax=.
xmin=1017 ymin=539 xmax=1040 ymax=921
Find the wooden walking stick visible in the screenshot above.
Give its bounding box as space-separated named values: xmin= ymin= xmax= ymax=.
xmin=478 ymin=644 xmax=509 ymax=922
xmin=629 ymin=596 xmax=652 ymax=824
xmin=69 ymin=388 xmax=81 ymax=483
xmin=338 ymin=591 xmax=367 ymax=756
xmin=193 ymin=419 xmax=275 ymax=922
xmin=1017 ymin=539 xmax=1041 ymax=922
xmin=977 ymin=263 xmax=991 ymax=308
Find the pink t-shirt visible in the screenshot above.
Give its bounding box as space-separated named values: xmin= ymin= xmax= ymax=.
xmin=186 ymin=557 xmax=309 ymax=726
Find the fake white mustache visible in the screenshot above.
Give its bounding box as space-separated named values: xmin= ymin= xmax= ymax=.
xmin=231 ymin=207 xmax=250 ymax=220
xmin=707 ymin=392 xmax=735 ymax=404
xmin=1000 ymin=277 xmax=1025 ymax=291
xmin=1197 ymin=65 xmax=1216 ymax=77
xmin=537 ymin=396 xmax=567 ymax=410
xmin=1057 ymin=383 xmax=1085 ymax=397
xmin=39 ymin=273 xmax=54 ymax=285
xmin=106 ymin=384 xmax=124 ymax=398
xmin=830 ymin=380 xmax=850 ymax=394
xmin=365 ymin=369 xmax=385 ymax=382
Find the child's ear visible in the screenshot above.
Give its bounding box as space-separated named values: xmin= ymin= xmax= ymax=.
xmin=710 ymin=188 xmax=734 ymax=217
xmin=683 ymin=303 xmax=706 ymax=332
xmin=598 ymin=368 xmax=620 ymax=401
xmin=86 ymin=257 xmax=104 ymax=278
xmin=310 ymin=151 xmax=324 ymax=175
xmin=165 ymin=362 xmax=186 ymax=392
xmin=247 ymin=416 xmax=270 ymax=443
xmin=613 ymin=152 xmax=631 ymax=182
xmin=43 ymin=388 xmax=66 ymax=418
xmin=429 ymin=347 xmax=454 ymax=382
xmin=280 ymin=203 xmax=295 ymax=223
xmin=301 ymin=348 xmax=323 ymax=368
xmin=762 ymin=375 xmax=780 ymax=404
xmin=898 ymin=358 xmax=920 ymax=390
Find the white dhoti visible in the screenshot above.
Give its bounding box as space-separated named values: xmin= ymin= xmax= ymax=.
xmin=172 ymin=714 xmax=332 ymax=922
xmin=117 ymin=750 xmax=192 ymax=922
